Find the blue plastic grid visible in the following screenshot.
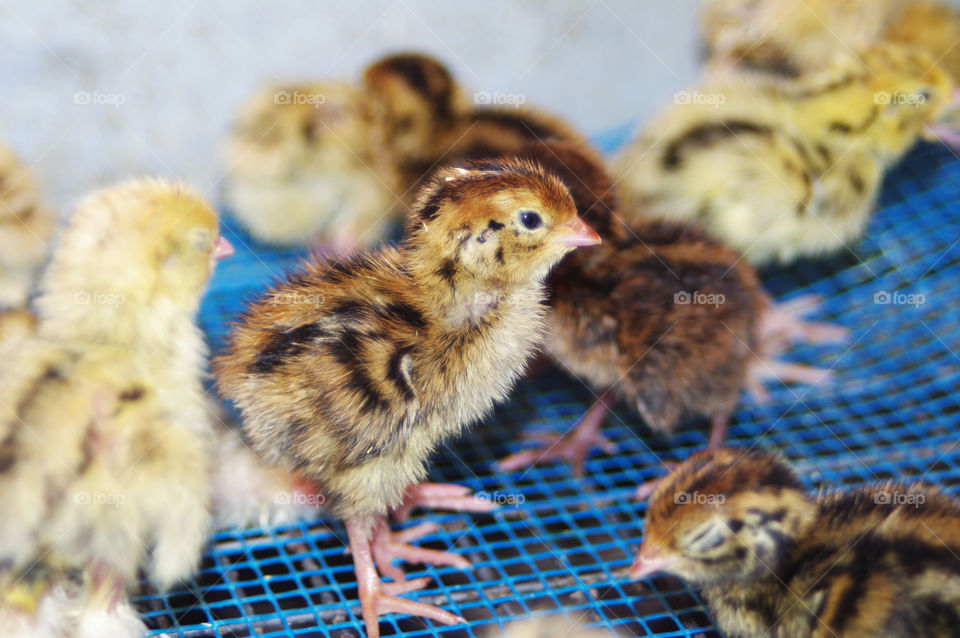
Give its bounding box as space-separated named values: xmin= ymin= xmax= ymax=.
xmin=133 ymin=137 xmax=960 ymax=637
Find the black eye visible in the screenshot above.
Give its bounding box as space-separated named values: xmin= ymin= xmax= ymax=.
xmin=519 ymin=211 xmax=542 ymax=230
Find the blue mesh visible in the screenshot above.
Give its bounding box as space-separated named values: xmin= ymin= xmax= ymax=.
xmin=133 ymin=135 xmax=960 ymax=637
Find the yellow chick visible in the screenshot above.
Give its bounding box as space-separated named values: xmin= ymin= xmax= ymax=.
xmin=613 ymin=44 xmax=954 ymax=264
xmin=0 ymin=144 xmax=55 ymax=311
xmin=223 ymin=81 xmax=400 ymax=251
xmin=702 ymin=0 xmax=960 ymax=85
xmin=0 ymin=179 xmax=232 ymax=624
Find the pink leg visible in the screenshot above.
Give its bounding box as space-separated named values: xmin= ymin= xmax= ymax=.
xmin=634 ymin=415 xmax=729 ymax=501
xmin=369 ymin=518 xmax=471 ymax=583
xmin=760 ymin=295 xmax=847 ymax=356
xmin=392 ymin=483 xmax=498 ymax=523
xmin=347 ymin=519 xmax=466 ymax=638
xmin=497 ymin=390 xmax=617 ymax=477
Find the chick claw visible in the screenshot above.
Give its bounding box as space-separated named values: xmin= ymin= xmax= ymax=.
xmin=497 ymin=392 xmax=616 ymax=477
xmin=392 ymin=482 xmax=498 ymax=522
xmin=348 ymin=520 xmax=466 ymax=638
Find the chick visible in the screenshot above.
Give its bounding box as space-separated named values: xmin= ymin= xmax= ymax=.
xmin=496 ymin=139 xmax=843 ymax=478
xmin=700 ymin=0 xmax=904 ymax=77
xmin=363 ymin=52 xmax=584 ymax=210
xmin=702 ymin=0 xmax=960 ymax=84
xmin=632 ymin=447 xmax=960 ymax=637
xmin=0 ymin=144 xmax=55 ymax=310
xmin=0 ymin=179 xmax=232 ymax=623
xmin=613 ymin=44 xmax=956 ymax=264
xmin=214 ymin=157 xmax=600 ymax=636
xmin=223 ymin=80 xmax=400 ymax=251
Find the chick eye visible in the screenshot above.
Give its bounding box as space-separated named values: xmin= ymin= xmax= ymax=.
xmin=519 ymin=210 xmax=542 ymax=230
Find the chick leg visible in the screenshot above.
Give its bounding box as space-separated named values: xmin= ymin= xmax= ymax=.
xmin=392 ymin=483 xmax=498 ymax=522
xmin=347 ymin=519 xmax=466 ymax=638
xmin=634 ymin=415 xmax=729 ymax=501
xmin=497 ymin=390 xmax=617 ymax=477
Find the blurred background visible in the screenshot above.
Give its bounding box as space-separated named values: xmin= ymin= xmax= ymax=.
xmin=1 ymin=1 xmax=706 ymax=211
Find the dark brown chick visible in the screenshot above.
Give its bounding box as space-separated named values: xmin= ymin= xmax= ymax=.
xmin=498 ymin=141 xmax=842 ymax=480
xmin=363 ymin=53 xmax=584 ymax=209
xmin=214 ymin=157 xmax=600 ymax=637
xmin=632 ymin=447 xmax=960 ymax=638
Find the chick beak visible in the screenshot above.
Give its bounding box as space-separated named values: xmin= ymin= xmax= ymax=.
xmin=212 ymin=236 xmax=235 ymax=261
xmin=629 ymin=542 xmax=674 ymax=580
xmin=556 ymin=216 xmax=602 ymax=247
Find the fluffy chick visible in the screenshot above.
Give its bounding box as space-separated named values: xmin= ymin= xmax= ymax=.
xmin=0 ymin=144 xmax=55 ymax=310
xmin=614 ymin=44 xmax=955 ymax=264
xmin=363 ymin=52 xmax=584 ymax=209
xmin=700 ymin=0 xmax=904 ymax=77
xmin=214 ymin=157 xmax=599 ymax=636
xmin=0 ymin=179 xmax=232 ymax=621
xmin=223 ymin=80 xmax=399 ymax=250
xmin=702 ymin=0 xmax=960 ymax=84
xmin=632 ymin=447 xmax=960 ymax=637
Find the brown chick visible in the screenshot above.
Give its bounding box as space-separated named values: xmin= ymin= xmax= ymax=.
xmin=0 ymin=179 xmax=233 ymax=627
xmin=363 ymin=52 xmax=584 ymax=210
xmin=214 ymin=157 xmax=600 ymax=636
xmin=223 ymin=80 xmax=400 ymax=251
xmin=0 ymin=144 xmax=55 ymax=311
xmin=495 ymin=140 xmax=843 ymax=480
xmin=632 ymin=447 xmax=960 ymax=637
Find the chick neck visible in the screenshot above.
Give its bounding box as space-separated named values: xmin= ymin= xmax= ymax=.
xmin=403 ymin=242 xmax=544 ymax=331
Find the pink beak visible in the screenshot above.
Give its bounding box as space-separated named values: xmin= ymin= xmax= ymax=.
xmin=212 ymin=236 xmax=235 ymax=261
xmin=629 ymin=542 xmax=675 ymax=580
xmin=556 ymin=216 xmax=602 ymax=247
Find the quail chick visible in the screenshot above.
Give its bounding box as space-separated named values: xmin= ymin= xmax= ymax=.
xmin=0 ymin=179 xmax=233 ymax=625
xmin=214 ymin=157 xmax=600 ymax=636
xmin=613 ymin=44 xmax=956 ymax=264
xmin=700 ymin=0 xmax=904 ymax=77
xmin=500 ymin=140 xmax=843 ymax=478
xmin=223 ymin=80 xmax=399 ymax=251
xmin=632 ymin=447 xmax=960 ymax=637
xmin=363 ymin=52 xmax=584 ymax=209
xmin=0 ymin=144 xmax=55 ymax=310
xmin=702 ymin=0 xmax=960 ymax=85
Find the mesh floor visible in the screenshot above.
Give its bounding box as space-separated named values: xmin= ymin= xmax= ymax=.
xmin=133 ymin=138 xmax=960 ymax=637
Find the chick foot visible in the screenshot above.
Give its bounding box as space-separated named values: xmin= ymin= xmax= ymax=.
xmin=392 ymin=482 xmax=498 ymax=522
xmin=497 ymin=390 xmax=616 ymax=477
xmin=760 ymin=294 xmax=848 ymax=356
xmin=347 ymin=520 xmax=466 ymax=638
xmin=633 ymin=415 xmax=729 ymax=501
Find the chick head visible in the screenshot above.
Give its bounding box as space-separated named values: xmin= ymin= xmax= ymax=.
xmin=861 ymin=43 xmax=955 ymax=152
xmin=406 ymin=157 xmax=600 ymax=287
xmin=631 ymin=447 xmax=813 ymax=587
xmin=363 ymin=52 xmax=467 ymax=162
xmin=38 ymin=179 xmax=231 ymax=330
xmin=228 ymin=81 xmax=381 ymax=176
